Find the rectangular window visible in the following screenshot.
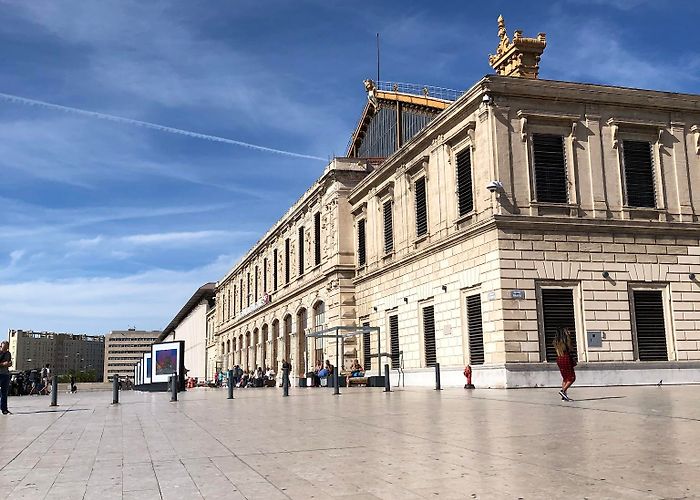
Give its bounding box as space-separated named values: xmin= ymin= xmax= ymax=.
xmin=532 ymin=133 xmax=568 ymax=203
xmin=314 ymin=212 xmax=321 ymax=266
xmin=263 ymin=258 xmax=268 ymax=293
xmin=285 ymin=239 xmax=290 ymax=284
xmin=239 ymin=279 xmax=243 ymax=310
xmin=357 ymin=219 xmax=366 ymax=266
xmin=247 ymin=272 xmax=251 ymax=306
xmin=383 ymin=200 xmax=393 ymax=254
xmin=541 ymin=288 xmax=578 ymax=363
xmin=362 ymin=322 xmax=371 ymax=371
xmin=632 ymin=290 xmax=668 ymax=361
xmin=415 ymin=177 xmax=428 ymax=237
xmin=233 ymin=285 xmax=236 ymax=316
xmin=456 ymin=148 xmax=474 ymax=216
xmin=227 ymin=288 xmax=231 ymax=319
xmin=423 ymin=305 xmax=436 ymax=367
xmin=623 ymin=140 xmax=656 ymax=208
xmin=254 ymin=266 xmax=258 ymax=301
xmin=466 ymin=295 xmax=484 ymax=365
xmin=273 ymin=249 xmax=278 ymax=291
xmin=298 ymin=226 xmax=305 ymax=275
xmin=389 ymin=315 xmax=400 ymax=369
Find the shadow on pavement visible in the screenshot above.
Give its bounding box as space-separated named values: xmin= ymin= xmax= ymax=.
xmin=573 ymin=396 xmax=626 ymax=401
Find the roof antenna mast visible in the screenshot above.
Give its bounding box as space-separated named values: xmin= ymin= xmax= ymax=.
xmin=376 ymin=32 xmax=380 ymax=83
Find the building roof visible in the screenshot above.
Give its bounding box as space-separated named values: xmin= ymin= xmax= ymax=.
xmin=159 ymin=282 xmax=215 ymax=341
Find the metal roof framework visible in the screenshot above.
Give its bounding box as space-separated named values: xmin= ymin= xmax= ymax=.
xmin=305 ymin=325 xmax=383 ymax=395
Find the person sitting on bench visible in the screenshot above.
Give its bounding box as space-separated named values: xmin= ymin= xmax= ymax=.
xmin=346 ymin=359 xmax=364 ymax=386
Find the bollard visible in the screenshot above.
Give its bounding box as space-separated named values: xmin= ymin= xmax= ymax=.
xmin=435 ymin=363 xmax=442 ymax=391
xmin=112 ymin=375 xmax=119 ymax=404
xmin=50 ymin=376 xmax=58 ymax=407
xmin=227 ymin=369 xmax=234 ymax=400
xmin=384 ymin=364 xmax=391 ymax=392
xmin=464 ymin=365 xmax=475 ymax=389
xmin=170 ymin=375 xmax=178 ymax=402
xmin=282 ymin=366 xmax=289 ymax=397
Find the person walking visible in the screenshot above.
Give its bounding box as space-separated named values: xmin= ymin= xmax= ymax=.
xmin=554 ymin=328 xmax=577 ymax=402
xmin=0 ymin=340 xmax=13 ymax=415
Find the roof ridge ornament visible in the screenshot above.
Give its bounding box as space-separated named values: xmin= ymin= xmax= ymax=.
xmin=488 ymin=15 xmax=546 ymax=79
xmin=363 ymin=79 xmax=379 ymax=109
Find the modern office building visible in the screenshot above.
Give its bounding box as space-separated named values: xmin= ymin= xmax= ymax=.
xmin=210 ymin=16 xmax=700 ymax=387
xmin=159 ymin=283 xmax=215 ymax=380
xmin=103 ymin=328 xmax=161 ymax=381
xmin=8 ymin=329 xmax=104 ymax=379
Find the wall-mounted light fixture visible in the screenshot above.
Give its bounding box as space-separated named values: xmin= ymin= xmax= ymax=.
xmin=403 ymin=297 xmax=408 ymax=304
xmin=441 ymin=284 xmax=448 ymax=292
xmin=690 ymin=273 xmax=696 ymax=281
xmin=602 ymin=271 xmax=610 ymax=279
xmin=373 ymin=306 xmax=378 ymax=312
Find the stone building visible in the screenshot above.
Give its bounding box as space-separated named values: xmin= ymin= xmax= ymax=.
xmin=103 ymin=328 xmax=161 ymax=382
xmin=211 ymin=16 xmax=700 ymax=387
xmin=212 ymin=159 xmax=371 ymax=381
xmin=159 ymin=283 xmax=215 ymax=380
xmin=8 ymin=329 xmax=104 ymax=379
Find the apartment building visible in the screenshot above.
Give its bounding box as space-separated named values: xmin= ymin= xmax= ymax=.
xmin=8 ymin=329 xmax=104 ymax=379
xmin=103 ymin=328 xmax=161 ymax=381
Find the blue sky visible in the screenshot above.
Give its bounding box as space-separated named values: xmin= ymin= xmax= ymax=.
xmin=0 ymin=0 xmax=698 ymax=341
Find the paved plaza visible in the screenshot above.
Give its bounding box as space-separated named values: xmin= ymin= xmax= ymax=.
xmin=1 ymin=384 xmax=699 ymax=499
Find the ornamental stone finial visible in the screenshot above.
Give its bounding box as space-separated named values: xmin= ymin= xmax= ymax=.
xmin=489 ymin=15 xmax=546 ymax=79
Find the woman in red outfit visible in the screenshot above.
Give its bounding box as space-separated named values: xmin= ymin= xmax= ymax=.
xmin=554 ymin=328 xmax=577 ymax=401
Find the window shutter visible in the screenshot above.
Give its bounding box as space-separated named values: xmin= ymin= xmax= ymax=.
xmin=357 ymin=219 xmax=366 ymax=266
xmin=633 ymin=290 xmax=668 ymax=361
xmin=623 ymin=140 xmax=656 ymax=208
xmin=273 ymin=249 xmax=278 ymax=290
xmin=298 ymin=227 xmax=305 ymax=275
xmin=314 ymin=212 xmax=321 ymax=266
xmin=383 ymin=200 xmax=393 ymax=254
xmin=415 ymin=177 xmax=428 ymax=237
xmin=456 ymin=148 xmax=473 ymax=216
xmin=466 ymin=295 xmax=484 ymax=365
xmin=423 ymin=305 xmax=436 ymax=367
xmin=541 ymin=289 xmax=578 ymax=362
xmin=284 ymin=239 xmax=290 ymax=284
xmin=532 ymin=134 xmax=568 ymax=203
xmin=389 ymin=315 xmax=400 ymax=368
xmin=362 ymin=322 xmax=371 ymax=371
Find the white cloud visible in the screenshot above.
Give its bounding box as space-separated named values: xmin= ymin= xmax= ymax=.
xmin=0 ymin=254 xmax=238 ymax=339
xmin=122 ymin=230 xmax=244 ymax=246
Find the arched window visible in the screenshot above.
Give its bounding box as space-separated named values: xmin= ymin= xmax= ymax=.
xmin=312 ymin=301 xmax=325 ymax=365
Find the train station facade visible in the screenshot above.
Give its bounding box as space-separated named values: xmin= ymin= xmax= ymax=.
xmin=208 ymin=18 xmax=700 ymax=387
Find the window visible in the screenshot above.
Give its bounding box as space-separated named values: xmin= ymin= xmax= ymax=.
xmin=632 ymin=290 xmax=668 ymax=361
xmin=313 ymin=302 xmax=325 ymax=363
xmin=298 ymin=226 xmax=305 ymax=275
xmin=247 ymin=272 xmax=251 ymax=306
xmin=623 ymin=140 xmax=656 ymax=208
xmin=226 ymin=288 xmax=231 ymax=319
xmin=254 ymin=265 xmax=259 ymax=301
xmin=285 ymin=239 xmax=290 ymax=284
xmin=540 ymin=288 xmax=578 ymax=363
xmin=383 ymin=200 xmax=393 ymax=254
xmin=263 ymin=258 xmax=268 ymax=293
xmin=389 ymin=315 xmax=400 ymax=369
xmin=466 ymin=295 xmax=484 ymax=365
xmin=357 ymin=219 xmax=366 ymax=266
xmin=362 ymin=322 xmax=371 ymax=371
xmin=456 ymin=148 xmax=474 ymax=216
xmin=314 ymin=212 xmax=321 ymax=266
xmin=415 ymin=177 xmax=428 ymax=237
xmin=239 ymin=279 xmax=243 ymax=310
xmin=273 ymin=249 xmax=278 ymax=291
xmin=233 ymin=285 xmax=236 ymax=316
xmin=422 ymin=305 xmax=436 ymax=367
xmin=532 ymin=133 xmax=567 ymax=203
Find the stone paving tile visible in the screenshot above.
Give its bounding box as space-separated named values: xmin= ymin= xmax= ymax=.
xmin=1 ymin=386 xmax=700 ymax=499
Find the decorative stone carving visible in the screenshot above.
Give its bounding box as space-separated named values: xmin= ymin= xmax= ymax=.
xmin=691 ymin=125 xmax=700 ymax=155
xmin=489 ymin=15 xmax=546 ymax=79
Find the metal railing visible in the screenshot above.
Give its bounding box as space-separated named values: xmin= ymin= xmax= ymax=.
xmin=375 ymin=81 xmax=465 ymax=102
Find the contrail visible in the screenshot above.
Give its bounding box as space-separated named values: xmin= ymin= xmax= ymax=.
xmin=0 ymin=91 xmax=326 ymax=161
